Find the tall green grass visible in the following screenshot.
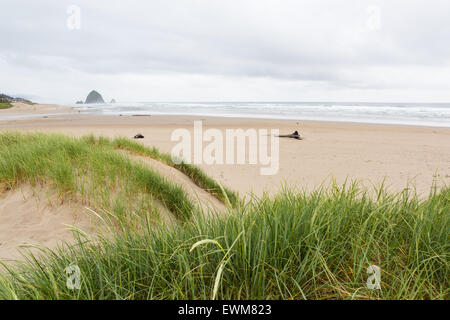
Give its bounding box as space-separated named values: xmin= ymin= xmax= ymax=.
xmin=0 ymin=132 xmax=194 ymax=221
xmin=76 ymin=134 xmax=239 ymax=206
xmin=104 ymin=136 xmax=239 ymax=207
xmin=0 ymin=180 xmax=448 ymax=299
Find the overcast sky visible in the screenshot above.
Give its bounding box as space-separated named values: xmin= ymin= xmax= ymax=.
xmin=1 ymin=0 xmax=450 ymax=103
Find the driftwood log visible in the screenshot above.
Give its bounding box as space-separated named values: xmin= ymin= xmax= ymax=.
xmin=277 ymin=130 xmax=302 ymax=140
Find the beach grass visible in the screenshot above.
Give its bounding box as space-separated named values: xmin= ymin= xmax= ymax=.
xmin=0 ymin=102 xmax=13 ymax=109
xmin=0 ymin=132 xmax=448 ymax=300
xmin=0 ymin=132 xmax=195 ymax=221
xmin=82 ymin=135 xmax=240 ymax=207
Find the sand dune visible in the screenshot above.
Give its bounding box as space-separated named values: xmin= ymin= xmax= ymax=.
xmin=0 ymin=185 xmax=98 ymax=261
xmin=0 ymin=148 xmax=227 ymax=261
xmin=127 ymin=153 xmax=226 ymax=215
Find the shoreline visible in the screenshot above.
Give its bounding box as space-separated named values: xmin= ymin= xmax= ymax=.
xmin=81 ymin=112 xmax=450 ymax=129
xmin=2 ymin=101 xmax=450 ymax=128
xmin=2 ymin=108 xmax=450 ymax=130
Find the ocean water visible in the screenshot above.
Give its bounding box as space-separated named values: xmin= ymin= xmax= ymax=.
xmin=74 ymin=101 xmax=450 ymax=127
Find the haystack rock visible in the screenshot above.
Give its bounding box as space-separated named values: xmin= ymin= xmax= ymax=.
xmin=110 ymin=99 xmax=116 ymax=103
xmin=85 ymin=90 xmax=105 ymax=104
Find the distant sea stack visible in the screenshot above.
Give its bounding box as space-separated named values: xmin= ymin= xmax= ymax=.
xmin=85 ymin=90 xmax=105 ymax=104
xmin=110 ymin=99 xmax=116 ymax=103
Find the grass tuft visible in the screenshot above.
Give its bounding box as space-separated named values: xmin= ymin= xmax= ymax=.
xmin=0 ymin=132 xmax=194 ymax=221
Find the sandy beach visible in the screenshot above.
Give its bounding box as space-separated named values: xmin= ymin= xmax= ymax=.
xmin=1 ymin=103 xmax=449 ymax=197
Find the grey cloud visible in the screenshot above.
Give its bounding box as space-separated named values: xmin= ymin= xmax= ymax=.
xmin=1 ymin=0 xmax=450 ymax=101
